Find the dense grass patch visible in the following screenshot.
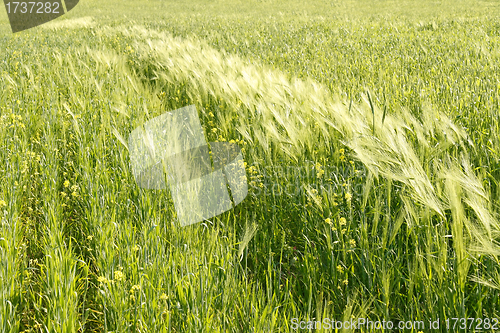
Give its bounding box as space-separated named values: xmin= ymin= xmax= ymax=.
xmin=1 ymin=1 xmax=500 ymax=332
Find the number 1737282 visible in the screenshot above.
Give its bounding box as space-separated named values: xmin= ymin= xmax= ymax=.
xmin=5 ymin=2 xmax=60 ymax=14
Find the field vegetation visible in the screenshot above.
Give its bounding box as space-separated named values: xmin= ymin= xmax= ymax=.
xmin=1 ymin=0 xmax=500 ymax=331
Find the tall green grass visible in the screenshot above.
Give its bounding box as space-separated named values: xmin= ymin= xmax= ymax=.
xmin=0 ymin=1 xmax=500 ymax=331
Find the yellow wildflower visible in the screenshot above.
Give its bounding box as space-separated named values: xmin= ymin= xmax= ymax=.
xmin=339 ymin=217 xmax=347 ymax=226
xmin=97 ymin=276 xmax=108 ymax=283
xmin=130 ymin=285 xmax=141 ymax=293
xmin=114 ymin=270 xmax=124 ymax=281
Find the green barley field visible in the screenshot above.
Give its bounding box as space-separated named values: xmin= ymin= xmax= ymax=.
xmin=1 ymin=0 xmax=500 ymax=331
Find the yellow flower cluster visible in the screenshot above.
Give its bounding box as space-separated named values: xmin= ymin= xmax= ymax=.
xmin=130 ymin=284 xmax=141 ymax=293
xmin=339 ymin=148 xmax=346 ymax=162
xmin=61 ymin=181 xmax=79 ymax=204
xmin=114 ymin=270 xmax=125 ymax=281
xmin=339 ymin=217 xmax=347 ymax=226
xmin=7 ymin=113 xmax=25 ymax=129
xmin=98 ymin=267 xmax=126 ymax=285
xmin=26 ymin=151 xmax=41 ymax=163
xmin=97 ymin=276 xmax=108 ymax=284
xmin=247 ymin=164 xmax=263 ymax=188
xmin=316 ymin=162 xmax=324 ymax=178
xmin=70 ymin=184 xmax=79 ymax=198
xmin=229 ymin=138 xmax=247 ymax=146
